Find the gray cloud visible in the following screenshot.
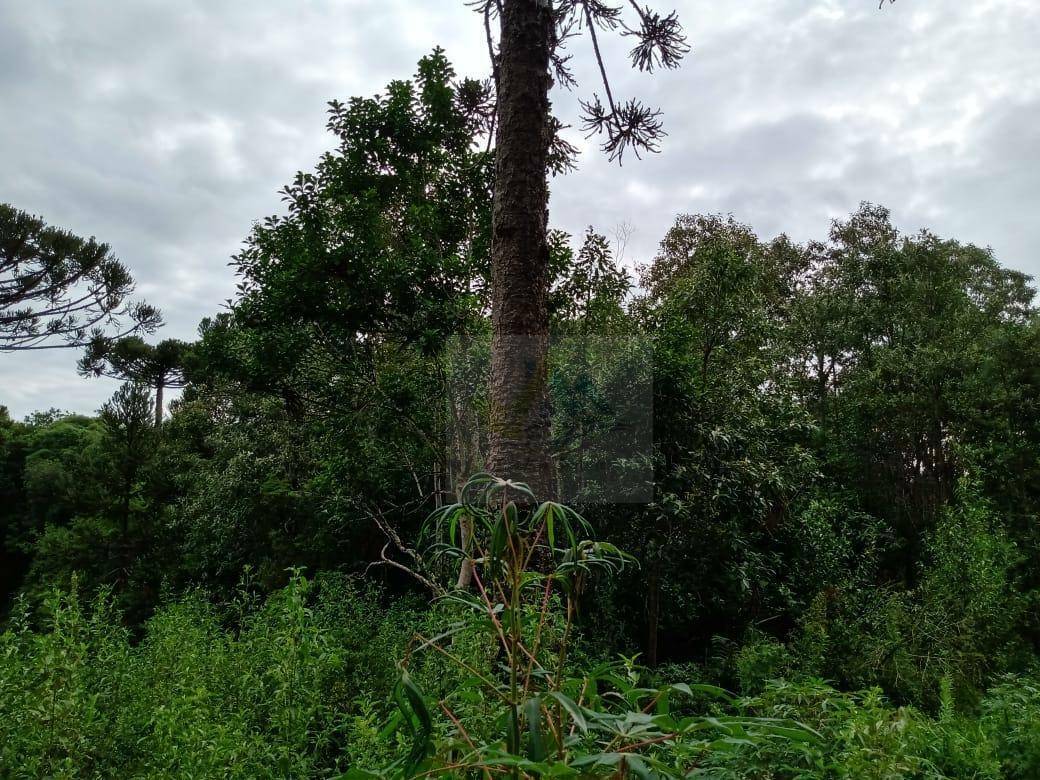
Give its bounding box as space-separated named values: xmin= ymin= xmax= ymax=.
xmin=1 ymin=0 xmax=1037 ymax=417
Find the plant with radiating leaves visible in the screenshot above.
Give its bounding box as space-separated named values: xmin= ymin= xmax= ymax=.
xmin=350 ymin=474 xmax=821 ymax=778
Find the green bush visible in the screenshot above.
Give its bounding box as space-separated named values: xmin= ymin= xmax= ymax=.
xmin=1 ymin=565 xmax=1037 ymax=777
xmin=701 ymin=678 xmax=1006 ymax=779
xmin=795 ymin=484 xmax=1028 ymax=710
xmin=982 ymin=673 xmax=1040 ymax=779
xmin=735 ymin=631 xmax=795 ymax=694
xmin=0 ymin=571 xmax=425 ymax=778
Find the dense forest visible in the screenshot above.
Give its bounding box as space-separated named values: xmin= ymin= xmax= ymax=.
xmin=3 ymin=5 xmax=1040 ymax=779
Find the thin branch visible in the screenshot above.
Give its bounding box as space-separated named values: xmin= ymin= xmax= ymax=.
xmin=365 ymin=542 xmax=445 ymax=597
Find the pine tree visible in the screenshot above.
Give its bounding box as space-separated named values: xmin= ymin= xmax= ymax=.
xmin=0 ymin=204 xmax=160 ymax=351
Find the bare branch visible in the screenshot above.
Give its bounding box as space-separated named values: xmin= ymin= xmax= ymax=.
xmin=366 ymin=543 xmax=446 ymax=597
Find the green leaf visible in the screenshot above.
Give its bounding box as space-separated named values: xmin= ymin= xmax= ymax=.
xmin=545 ymin=691 xmax=589 ymax=734
xmin=507 ymin=703 xmax=521 ymax=755
xmin=525 ymin=696 xmax=546 ymax=761
xmin=622 ymin=754 xmax=655 ymax=779
xmin=398 ymin=670 xmax=433 ymax=770
xmin=667 ymin=682 xmax=735 ymax=702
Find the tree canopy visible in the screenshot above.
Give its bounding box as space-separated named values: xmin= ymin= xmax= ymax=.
xmin=2 ymin=41 xmax=1040 ymax=778
xmin=0 ymin=204 xmax=160 ymax=351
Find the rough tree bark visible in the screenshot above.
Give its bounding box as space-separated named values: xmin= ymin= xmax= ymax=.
xmin=486 ymin=0 xmax=555 ymax=502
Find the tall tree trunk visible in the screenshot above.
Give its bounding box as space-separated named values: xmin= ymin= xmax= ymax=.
xmin=646 ymin=554 xmax=661 ymax=667
xmin=486 ymin=0 xmax=555 ymax=501
xmin=154 ymin=378 xmax=164 ymax=428
xmin=450 ymin=332 xmax=482 ymax=589
xmin=121 ymin=477 xmax=131 ymax=539
xmin=456 ymin=519 xmax=476 ymax=589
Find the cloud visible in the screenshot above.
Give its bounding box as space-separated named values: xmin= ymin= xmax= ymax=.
xmin=552 ymin=0 xmax=1040 ymax=271
xmin=1 ymin=0 xmax=1037 ymax=417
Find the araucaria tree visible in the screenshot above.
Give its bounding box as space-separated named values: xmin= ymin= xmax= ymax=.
xmin=477 ymin=1 xmax=689 ymax=499
xmin=0 ymin=203 xmax=160 ymax=351
xmin=79 ymin=336 xmax=192 ymax=426
xmin=99 ymin=382 xmax=155 ymax=538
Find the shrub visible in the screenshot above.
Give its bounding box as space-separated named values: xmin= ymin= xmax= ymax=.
xmin=0 ymin=571 xmax=422 ymax=778
xmin=351 ymin=475 xmax=823 ymax=778
xmin=797 ymin=484 xmax=1027 ymax=710
xmin=701 ymin=678 xmax=1004 ymax=779
xmin=735 ymin=631 xmax=794 ymax=694
xmin=982 ymin=673 xmax=1040 ymax=779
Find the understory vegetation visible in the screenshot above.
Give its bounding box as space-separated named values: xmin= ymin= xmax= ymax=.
xmin=3 ymin=571 xmax=1039 ymax=778
xmin=3 ymin=53 xmax=1040 ymax=777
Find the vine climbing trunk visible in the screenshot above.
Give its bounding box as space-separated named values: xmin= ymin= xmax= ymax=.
xmin=486 ymin=0 xmax=555 ymax=501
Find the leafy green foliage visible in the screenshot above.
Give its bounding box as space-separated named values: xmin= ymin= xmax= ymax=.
xmin=791 ymin=482 xmax=1029 ymax=711
xmin=2 ymin=576 xmax=1037 ymax=778
xmin=356 ymin=475 xmax=821 ymax=777
xmin=699 ymin=678 xmax=1010 ymax=779
xmin=228 ymin=49 xmax=491 ymax=384
xmin=4 ymin=50 xmax=1040 ymax=780
xmin=0 ymin=572 xmax=424 ymax=778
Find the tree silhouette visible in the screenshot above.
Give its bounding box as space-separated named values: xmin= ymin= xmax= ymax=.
xmin=0 ymin=203 xmax=160 ymax=352
xmin=79 ymin=336 xmax=191 ymax=426
xmin=99 ymin=382 xmax=155 ymax=537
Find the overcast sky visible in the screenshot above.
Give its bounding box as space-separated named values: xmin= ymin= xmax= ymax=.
xmin=1 ymin=0 xmax=1038 ymax=419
